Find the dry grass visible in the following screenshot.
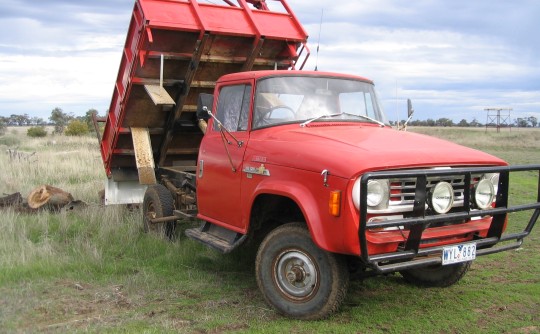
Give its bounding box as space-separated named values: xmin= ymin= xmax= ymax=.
xmin=0 ymin=129 xmax=103 ymax=202
xmin=0 ymin=128 xmax=110 ymax=283
xmin=0 ymin=210 xmax=59 ymax=269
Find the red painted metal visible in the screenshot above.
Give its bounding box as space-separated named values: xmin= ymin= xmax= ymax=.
xmin=100 ymin=0 xmax=309 ymax=177
xmin=194 ymin=71 xmax=534 ymax=260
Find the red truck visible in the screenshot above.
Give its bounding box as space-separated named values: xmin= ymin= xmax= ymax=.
xmin=97 ymin=0 xmax=540 ymax=319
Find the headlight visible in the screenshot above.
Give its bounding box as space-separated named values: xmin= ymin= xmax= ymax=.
xmin=352 ymin=178 xmax=389 ymax=210
xmin=430 ymin=182 xmax=454 ymax=214
xmin=484 ymin=173 xmax=499 ymax=196
xmin=475 ymin=178 xmax=495 ymax=209
xmin=367 ymin=180 xmax=386 ymax=206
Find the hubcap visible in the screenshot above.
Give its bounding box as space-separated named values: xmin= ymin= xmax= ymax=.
xmin=274 ymin=250 xmax=318 ymax=300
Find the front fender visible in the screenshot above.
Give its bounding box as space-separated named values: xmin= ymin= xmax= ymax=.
xmin=245 ymin=171 xmax=352 ymax=253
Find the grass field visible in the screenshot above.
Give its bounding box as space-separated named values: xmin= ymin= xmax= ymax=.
xmin=0 ymin=127 xmax=539 ymax=333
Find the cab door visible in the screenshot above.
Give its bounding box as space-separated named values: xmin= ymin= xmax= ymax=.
xmin=197 ymin=82 xmax=252 ymax=231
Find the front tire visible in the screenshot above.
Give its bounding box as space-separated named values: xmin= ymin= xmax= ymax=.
xmin=255 ymin=223 xmax=349 ymax=320
xmin=400 ymin=261 xmax=471 ymax=287
xmin=143 ymin=184 xmax=176 ymax=240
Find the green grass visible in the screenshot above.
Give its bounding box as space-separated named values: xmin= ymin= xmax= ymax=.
xmin=411 ymin=126 xmax=540 ymax=164
xmin=0 ymin=127 xmax=539 ymax=333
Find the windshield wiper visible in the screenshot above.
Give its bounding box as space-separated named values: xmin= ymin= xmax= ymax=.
xmin=299 ymin=112 xmax=385 ymax=127
xmin=342 ymin=112 xmax=386 ymax=127
xmin=300 ymin=113 xmax=342 ymax=127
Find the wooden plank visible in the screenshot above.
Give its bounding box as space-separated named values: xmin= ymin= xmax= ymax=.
xmin=144 ymin=85 xmax=176 ymax=106
xmin=131 ymin=127 xmax=157 ymax=185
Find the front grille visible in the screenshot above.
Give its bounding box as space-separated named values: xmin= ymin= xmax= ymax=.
xmin=368 ymin=172 xmax=483 ymax=214
xmin=390 ymin=174 xmax=482 ymax=207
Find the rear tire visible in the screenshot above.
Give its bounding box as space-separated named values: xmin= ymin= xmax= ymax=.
xmin=255 ymin=223 xmax=349 ymax=320
xmin=400 ymin=261 xmax=471 ymax=287
xmin=143 ymin=184 xmax=176 ymax=240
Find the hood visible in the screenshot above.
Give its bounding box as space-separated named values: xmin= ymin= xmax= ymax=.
xmin=246 ymin=124 xmax=507 ymax=178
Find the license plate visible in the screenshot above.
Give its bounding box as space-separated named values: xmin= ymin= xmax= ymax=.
xmin=442 ymin=242 xmax=476 ymax=265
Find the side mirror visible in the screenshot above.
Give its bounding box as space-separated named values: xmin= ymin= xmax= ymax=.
xmin=399 ymin=99 xmax=415 ymax=131
xmin=197 ymin=93 xmax=214 ymax=121
xmin=407 ymin=98 xmax=414 ymax=118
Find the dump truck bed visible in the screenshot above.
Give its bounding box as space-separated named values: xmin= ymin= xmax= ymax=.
xmin=100 ymin=0 xmax=309 ymax=180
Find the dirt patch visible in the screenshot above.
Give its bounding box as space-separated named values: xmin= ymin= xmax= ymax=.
xmin=515 ymin=326 xmax=538 ymax=334
xmin=209 ymin=323 xmax=250 ymax=333
xmin=22 ymin=280 xmax=136 ymax=332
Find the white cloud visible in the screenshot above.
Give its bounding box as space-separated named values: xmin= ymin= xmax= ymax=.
xmin=0 ymin=0 xmax=538 ymax=123
xmin=297 ymin=11 xmax=539 ymax=122
xmin=0 ymin=50 xmax=120 ymax=115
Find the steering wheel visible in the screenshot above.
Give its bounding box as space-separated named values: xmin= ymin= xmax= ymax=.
xmin=263 ymin=106 xmax=295 ymax=121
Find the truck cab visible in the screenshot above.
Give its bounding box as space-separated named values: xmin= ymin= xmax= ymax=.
xmin=196 ymin=70 xmax=388 ymax=233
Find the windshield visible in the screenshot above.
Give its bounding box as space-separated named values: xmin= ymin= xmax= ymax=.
xmin=253 ymin=76 xmax=389 ymax=129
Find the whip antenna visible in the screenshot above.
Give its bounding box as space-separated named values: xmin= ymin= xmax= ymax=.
xmin=314 ymin=9 xmax=323 ymax=71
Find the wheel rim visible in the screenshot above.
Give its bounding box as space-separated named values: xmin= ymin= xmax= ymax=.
xmin=273 ymin=249 xmax=319 ymax=301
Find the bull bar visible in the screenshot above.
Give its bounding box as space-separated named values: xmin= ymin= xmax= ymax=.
xmin=358 ymin=165 xmax=540 ymax=274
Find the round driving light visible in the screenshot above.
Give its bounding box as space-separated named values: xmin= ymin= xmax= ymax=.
xmin=475 ymin=179 xmax=495 ymax=209
xmin=430 ymin=182 xmax=454 ymax=214
xmin=486 ymin=173 xmax=499 ymax=196
xmin=367 ymin=180 xmax=384 ymax=207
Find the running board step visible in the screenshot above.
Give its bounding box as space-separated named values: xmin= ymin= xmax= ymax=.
xmin=185 ymin=222 xmax=246 ymax=254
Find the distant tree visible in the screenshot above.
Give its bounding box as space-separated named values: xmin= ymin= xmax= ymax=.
xmin=528 ymin=116 xmax=538 ymax=128
xmin=457 ymin=119 xmax=469 ymax=127
xmin=436 ymin=118 xmax=454 ymax=127
xmin=21 ymin=114 xmax=29 ymax=126
xmin=426 ymin=118 xmax=436 ymax=127
xmin=27 ymin=126 xmax=47 ymax=138
xmin=515 ymin=118 xmax=528 ymax=128
xmin=470 ymin=118 xmax=481 ymax=127
xmin=30 ymin=117 xmax=46 ymax=126
xmin=0 ymin=116 xmax=6 ymax=135
xmin=23 ymin=114 xmax=31 ymax=125
xmin=65 ymin=119 xmax=89 ymax=136
xmin=8 ymin=114 xmax=29 ymax=126
xmin=84 ymin=108 xmax=99 ymax=133
xmin=49 ymin=107 xmax=73 ymax=134
xmin=8 ymin=114 xmax=18 ymax=126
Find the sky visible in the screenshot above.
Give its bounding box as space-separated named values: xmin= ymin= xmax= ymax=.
xmin=1 ymin=0 xmax=539 ymax=124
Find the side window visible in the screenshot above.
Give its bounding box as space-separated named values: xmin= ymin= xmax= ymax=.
xmin=214 ymin=84 xmax=252 ymax=132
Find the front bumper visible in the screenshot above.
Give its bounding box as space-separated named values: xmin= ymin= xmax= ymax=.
xmin=358 ymin=165 xmax=540 ymax=273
